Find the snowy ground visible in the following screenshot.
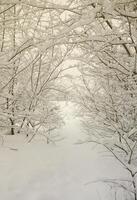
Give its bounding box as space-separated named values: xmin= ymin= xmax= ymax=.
xmin=0 ymin=102 xmax=128 ymax=200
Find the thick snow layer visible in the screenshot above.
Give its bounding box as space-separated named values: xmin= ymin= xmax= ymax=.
xmin=0 ymin=102 xmax=128 ymax=200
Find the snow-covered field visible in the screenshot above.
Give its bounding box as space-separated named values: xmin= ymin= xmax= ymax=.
xmin=0 ymin=102 xmax=127 ymax=200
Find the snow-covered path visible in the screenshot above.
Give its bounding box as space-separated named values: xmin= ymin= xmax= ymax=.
xmin=0 ymin=102 xmax=127 ymax=200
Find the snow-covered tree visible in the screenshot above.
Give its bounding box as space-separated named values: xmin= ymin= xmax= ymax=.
xmin=66 ymin=1 xmax=137 ymax=199
xmin=0 ymin=1 xmax=72 ymax=140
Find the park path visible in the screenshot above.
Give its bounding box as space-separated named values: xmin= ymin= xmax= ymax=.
xmin=0 ymin=102 xmax=126 ymax=200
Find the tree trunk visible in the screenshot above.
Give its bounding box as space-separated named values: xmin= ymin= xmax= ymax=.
xmin=9 ymin=118 xmax=15 ymax=135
